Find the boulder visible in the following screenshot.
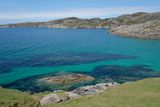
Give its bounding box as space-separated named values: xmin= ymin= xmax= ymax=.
xmin=59 ymin=95 xmax=70 ymax=102
xmin=72 ymin=82 xmax=118 ymax=96
xmin=67 ymin=92 xmax=81 ymax=99
xmin=40 ymin=94 xmax=60 ymax=106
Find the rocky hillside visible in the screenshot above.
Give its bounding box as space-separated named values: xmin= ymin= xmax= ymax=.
xmin=110 ymin=19 xmax=160 ymax=39
xmin=0 ymin=17 xmax=109 ymax=28
xmin=109 ymin=12 xmax=160 ymax=39
xmin=109 ymin=12 xmax=160 ymax=26
xmin=0 ymin=12 xmax=160 ymax=39
xmin=43 ymin=17 xmax=109 ymax=28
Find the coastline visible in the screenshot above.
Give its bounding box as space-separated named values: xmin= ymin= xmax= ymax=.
xmin=1 ymin=78 xmax=160 ymax=107
xmin=0 ymin=12 xmax=159 ymax=39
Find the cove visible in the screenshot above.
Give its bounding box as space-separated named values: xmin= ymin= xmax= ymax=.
xmin=0 ymin=28 xmax=160 ymax=91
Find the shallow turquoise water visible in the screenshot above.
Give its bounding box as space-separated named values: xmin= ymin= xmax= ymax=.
xmin=0 ymin=28 xmax=160 ymax=86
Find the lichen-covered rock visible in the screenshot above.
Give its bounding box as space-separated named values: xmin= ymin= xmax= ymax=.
xmin=40 ymin=94 xmax=60 ymax=106
xmin=40 ymin=82 xmax=118 ymax=106
xmin=59 ymin=95 xmax=70 ymax=102
xmin=110 ymin=19 xmax=160 ymax=39
xmin=67 ymin=92 xmax=81 ymax=99
xmin=72 ymin=82 xmax=118 ymax=96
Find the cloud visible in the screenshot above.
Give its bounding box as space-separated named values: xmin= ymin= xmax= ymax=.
xmin=0 ymin=6 xmax=160 ymax=24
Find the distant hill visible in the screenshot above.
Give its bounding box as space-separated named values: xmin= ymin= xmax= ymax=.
xmin=0 ymin=17 xmax=108 ymax=28
xmin=109 ymin=12 xmax=160 ymax=39
xmin=0 ymin=12 xmax=160 ymax=39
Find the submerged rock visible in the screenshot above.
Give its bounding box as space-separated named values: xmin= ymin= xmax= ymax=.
xmin=38 ymin=74 xmax=95 ymax=85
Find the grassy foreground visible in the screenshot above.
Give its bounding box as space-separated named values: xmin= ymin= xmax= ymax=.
xmin=49 ymin=78 xmax=160 ymax=107
xmin=0 ymin=78 xmax=160 ymax=107
xmin=0 ymin=87 xmax=40 ymax=107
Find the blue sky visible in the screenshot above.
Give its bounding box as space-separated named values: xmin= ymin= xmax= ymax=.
xmin=0 ymin=0 xmax=160 ymax=24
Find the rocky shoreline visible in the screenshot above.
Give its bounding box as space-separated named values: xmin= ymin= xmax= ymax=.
xmin=110 ymin=19 xmax=160 ymax=39
xmin=40 ymin=82 xmax=118 ymax=106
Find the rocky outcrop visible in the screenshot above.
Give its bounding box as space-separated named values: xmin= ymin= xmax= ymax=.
xmin=40 ymin=94 xmax=60 ymax=106
xmin=109 ymin=13 xmax=160 ymax=39
xmin=38 ymin=74 xmax=95 ymax=85
xmin=110 ymin=19 xmax=160 ymax=39
xmin=72 ymin=82 xmax=118 ymax=96
xmin=40 ymin=82 xmax=118 ymax=106
xmin=111 ymin=12 xmax=160 ymax=26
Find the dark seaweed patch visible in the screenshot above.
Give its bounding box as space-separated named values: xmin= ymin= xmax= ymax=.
xmin=3 ymin=64 xmax=160 ymax=93
xmin=0 ymin=53 xmax=135 ymax=73
xmin=91 ymin=65 xmax=160 ymax=83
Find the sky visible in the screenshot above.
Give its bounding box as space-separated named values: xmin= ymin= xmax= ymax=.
xmin=0 ymin=0 xmax=160 ymax=24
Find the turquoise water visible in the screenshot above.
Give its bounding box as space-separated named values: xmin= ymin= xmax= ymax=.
xmin=0 ymin=28 xmax=160 ymax=91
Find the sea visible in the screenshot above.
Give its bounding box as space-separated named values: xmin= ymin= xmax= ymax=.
xmin=0 ymin=28 xmax=160 ymax=92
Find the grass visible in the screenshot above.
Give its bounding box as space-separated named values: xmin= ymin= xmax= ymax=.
xmin=48 ymin=78 xmax=160 ymax=107
xmin=0 ymin=78 xmax=160 ymax=107
xmin=0 ymin=87 xmax=40 ymax=107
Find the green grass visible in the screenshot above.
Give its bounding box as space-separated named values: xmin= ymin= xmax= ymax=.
xmin=49 ymin=78 xmax=160 ymax=107
xmin=0 ymin=78 xmax=160 ymax=107
xmin=0 ymin=87 xmax=40 ymax=107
